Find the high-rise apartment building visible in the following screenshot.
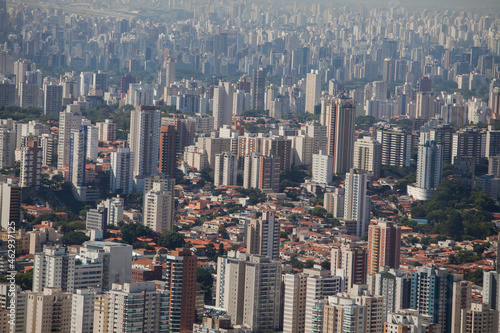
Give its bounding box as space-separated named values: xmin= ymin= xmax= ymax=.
xmin=0 ymin=178 xmax=21 ymax=231
xmin=344 ymin=169 xmax=370 ymax=238
xmin=33 ymin=246 xmax=76 ymax=292
xmin=216 ymin=252 xmax=282 ymax=332
xmin=26 ymin=288 xmax=73 ymax=333
xmin=158 ymin=125 xmax=177 ymax=177
xmin=408 ymin=140 xmax=443 ymax=201
xmin=367 ymin=220 xmax=401 ymax=275
xmin=93 ymin=282 xmax=167 ymax=333
xmin=213 ymin=81 xmax=234 ymax=130
xmin=110 ymin=147 xmax=134 ymax=194
xmin=429 ymin=125 xmax=455 ymax=164
xmin=43 ymin=83 xmax=63 ymax=115
xmin=164 ymin=248 xmax=197 ymax=333
xmin=86 ymin=203 xmax=108 ymax=232
xmin=79 ymin=241 xmax=132 ymax=291
xmin=262 ymin=136 xmax=293 ymax=171
xmin=306 ymin=70 xmax=320 ymax=113
xmin=101 ymin=196 xmax=124 ymax=226
xmin=214 ymin=151 xmax=238 ymax=187
xmin=451 ymin=280 xmax=472 ymax=333
xmin=384 ymin=310 xmax=435 ymax=333
xmin=96 ymin=119 xmax=116 ymax=143
xmin=129 ymin=105 xmax=161 ymax=189
xmin=58 ymin=104 xmax=82 ymax=169
xmin=451 ymin=127 xmax=486 ymax=165
xmin=353 ymin=136 xmax=382 ymax=179
xmin=243 ymin=153 xmax=280 ymax=191
xmin=20 ymin=138 xmax=42 ymax=189
xmin=312 ymin=150 xmax=334 ymax=184
xmin=376 ymin=126 xmax=412 ymax=168
xmin=69 ymin=128 xmax=86 ymax=187
xmin=143 ymin=176 xmax=174 ymax=233
xmin=409 ymin=266 xmax=456 ymax=333
xmin=71 ymin=287 xmax=102 ymax=333
xmin=251 ymin=68 xmax=266 ymax=110
xmin=326 ymin=96 xmax=356 ymax=174
xmin=246 ymin=211 xmax=279 ymax=260
xmin=331 ymin=242 xmax=367 ymax=290
xmin=461 ymin=303 xmax=498 ymax=333
xmin=0 ymin=121 xmax=16 ymax=169
xmin=486 ymin=127 xmax=500 ymax=159
xmin=81 ymin=119 xmax=99 ymax=161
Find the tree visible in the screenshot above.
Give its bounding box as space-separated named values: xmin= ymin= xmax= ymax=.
xmin=0 ymin=269 xmax=33 ymax=290
xmin=158 ymin=231 xmax=186 ymax=250
xmin=59 ymin=231 xmax=90 ymax=245
xmin=120 ymin=222 xmax=154 ymax=245
xmin=311 ymin=207 xmax=327 ymax=218
xmin=197 ymin=267 xmax=214 ymax=304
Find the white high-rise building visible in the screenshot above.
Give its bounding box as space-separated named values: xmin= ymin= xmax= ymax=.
xmin=110 ymin=147 xmax=134 ymax=194
xmin=353 ymin=136 xmax=382 ymax=179
xmin=306 ymin=70 xmax=320 ymax=113
xmin=81 ymin=120 xmax=99 ymax=161
xmin=129 ymin=106 xmax=161 ymax=189
xmin=58 ymin=104 xmax=82 ymax=169
xmin=344 ymin=169 xmax=370 ymax=237
xmin=79 ymin=72 xmax=93 ymax=96
xmin=0 ymin=121 xmax=16 ymax=169
xmin=33 ymin=246 xmax=76 ymax=292
xmin=79 ymin=241 xmax=132 ymax=291
xmin=102 ymin=196 xmax=124 ymax=226
xmin=93 ymin=282 xmax=168 ymax=333
xmin=70 ymin=287 xmax=102 ymax=333
xmin=408 ymin=140 xmax=443 ymax=201
xmin=213 ymin=81 xmax=234 ymax=130
xmin=214 ymin=151 xmax=238 ymax=187
xmin=312 ymin=150 xmax=334 ymax=184
xmin=143 ymin=176 xmax=174 ymax=233
xmin=69 ymin=128 xmax=86 ymax=187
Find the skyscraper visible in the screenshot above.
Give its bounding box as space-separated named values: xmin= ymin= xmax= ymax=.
xmin=213 ymin=81 xmax=234 ymax=130
xmin=143 ymin=176 xmax=174 ymax=233
xmin=58 ymin=104 xmax=82 ymax=169
xmin=331 ymin=242 xmax=367 ymax=290
xmin=409 ymin=266 xmax=456 ymax=333
xmin=243 ymin=153 xmax=280 ymax=191
xmin=376 ymin=126 xmax=412 ymax=168
xmin=246 ymin=210 xmax=279 ymax=260
xmin=110 ymin=147 xmax=134 ymax=194
xmin=251 ymin=67 xmax=266 ymax=110
xmin=158 ymin=125 xmax=177 ymax=178
xmin=129 ymin=105 xmax=161 ymax=189
xmin=164 ymin=248 xmax=197 ymax=333
xmin=93 ymin=282 xmax=167 ymax=333
xmin=214 ymin=151 xmax=238 ymax=187
xmin=43 ymin=83 xmax=63 ymax=115
xmin=408 ymin=140 xmax=443 ymax=201
xmin=69 ymin=128 xmax=86 ymax=187
xmin=305 ymin=70 xmax=320 ymax=113
xmin=327 ymin=96 xmax=356 ymax=174
xmin=353 ymin=136 xmax=382 ymax=179
xmin=312 ymin=150 xmax=334 ymax=184
xmin=367 ymin=220 xmax=401 ymax=275
xmin=344 ymin=169 xmax=370 ymax=238
xmin=20 ymin=138 xmax=42 ymax=189
xmin=216 ymin=252 xmax=282 ymax=332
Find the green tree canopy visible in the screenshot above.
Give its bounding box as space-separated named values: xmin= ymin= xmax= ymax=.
xmin=158 ymin=231 xmax=186 ymax=250
xmin=59 ymin=231 xmax=90 ymax=246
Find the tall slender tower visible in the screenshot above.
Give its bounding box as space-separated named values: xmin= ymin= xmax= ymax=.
xmin=165 ymin=249 xmax=197 ymax=333
xmin=305 ymin=70 xmax=320 ymax=113
xmin=246 ymin=211 xmax=279 ymax=260
xmin=129 ymin=105 xmax=161 ymax=189
xmin=344 ymin=169 xmax=370 ymax=237
xmin=251 ymin=68 xmax=266 ymax=110
xmin=213 ymin=81 xmax=234 ymax=130
xmin=367 ymin=220 xmax=401 ymax=275
xmin=58 ymin=104 xmax=82 ymax=169
xmin=158 ymin=125 xmax=177 ymax=177
xmin=327 ymin=96 xmax=356 ymax=174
